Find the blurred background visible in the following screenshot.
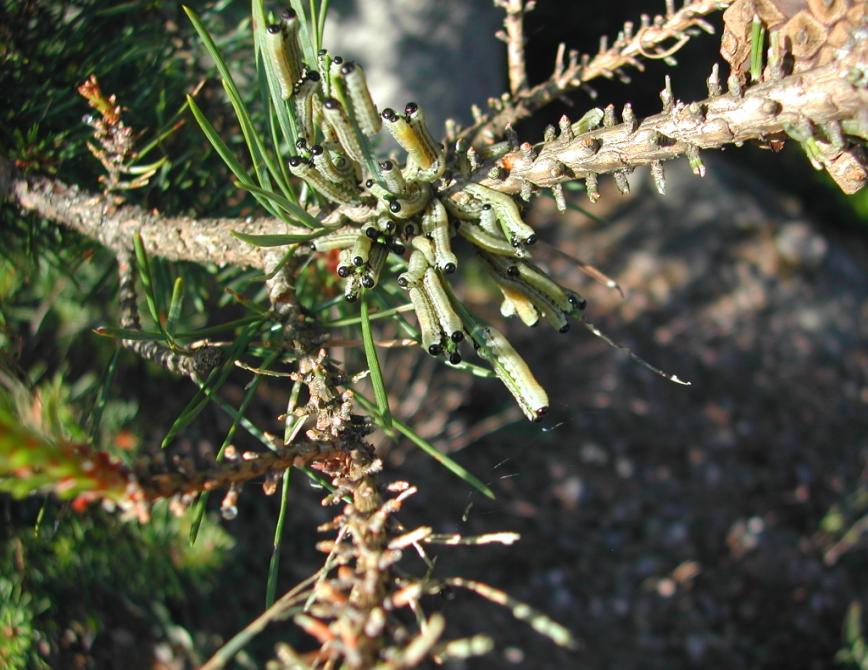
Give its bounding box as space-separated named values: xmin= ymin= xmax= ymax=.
xmin=1 ymin=1 xmax=866 ymax=668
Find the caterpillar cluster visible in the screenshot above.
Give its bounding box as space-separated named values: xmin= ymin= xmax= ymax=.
xmin=265 ymin=10 xmax=588 ymax=421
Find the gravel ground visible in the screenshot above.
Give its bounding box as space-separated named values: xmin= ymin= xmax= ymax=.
xmin=387 ymin=155 xmax=868 ymax=669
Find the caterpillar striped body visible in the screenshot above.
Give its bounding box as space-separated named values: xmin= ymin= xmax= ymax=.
xmin=293 ymin=70 xmax=321 ymax=144
xmin=362 ymin=242 xmax=388 ymax=289
xmin=351 ymin=231 xmax=372 ymax=267
xmin=322 ymin=97 xmax=366 ymax=164
xmin=398 ymin=249 xmax=429 ymax=288
xmin=421 ymin=198 xmax=457 ymax=273
xmin=408 ymin=285 xmax=443 ymax=356
xmin=422 ymin=268 xmax=464 ymax=342
xmin=471 ymin=324 xmax=549 ymax=422
xmin=264 ymin=18 xmax=302 ymax=100
xmin=381 ymin=107 xmax=436 ymax=169
xmin=410 ymin=235 xmax=436 ymax=266
xmin=481 ymin=254 xmax=570 ymax=333
xmin=464 ymin=184 xmax=537 ymax=246
xmin=288 ymin=155 xmax=360 ymax=205
xmin=310 ymin=144 xmax=355 ymax=185
xmin=339 ymin=61 xmax=381 ymax=137
xmin=404 ymin=102 xmax=441 ymax=167
xmin=312 ymin=227 xmax=360 ymax=252
xmin=379 ymin=159 xmax=406 ymax=196
xmin=456 ymin=221 xmax=522 ymax=258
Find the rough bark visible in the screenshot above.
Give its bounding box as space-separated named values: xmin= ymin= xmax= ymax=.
xmin=472 ymin=39 xmax=867 ymax=195
xmin=0 ymin=160 xmax=299 ymax=269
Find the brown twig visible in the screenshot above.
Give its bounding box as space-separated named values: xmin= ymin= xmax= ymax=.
xmin=462 ymin=0 xmax=734 ymax=145
xmin=494 ymin=0 xmax=535 ymax=96
xmin=135 ymin=440 xmax=338 ymax=500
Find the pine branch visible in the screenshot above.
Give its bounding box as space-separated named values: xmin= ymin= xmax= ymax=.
xmin=463 ymin=0 xmax=734 ymax=144
xmin=137 ymin=440 xmax=338 ymax=500
xmin=0 ymin=159 xmax=295 ymax=270
xmin=5 ymin=38 xmax=864 ymax=278
xmin=464 ymin=39 xmax=867 ymax=198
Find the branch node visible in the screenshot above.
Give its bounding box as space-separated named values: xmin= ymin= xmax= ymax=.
xmin=707 ymin=62 xmax=723 ymax=96
xmin=614 ymin=170 xmax=631 ymax=195
xmin=727 ymin=72 xmax=743 ymax=97
xmin=551 ymin=183 xmax=567 ymax=212
xmin=603 ymin=104 xmax=618 ymax=128
xmin=660 ymin=75 xmax=675 ymax=112
xmin=622 ymin=103 xmax=638 ymax=132
xmin=686 ymin=145 xmax=707 ymax=177
xmin=651 ymin=160 xmax=667 ymax=195
xmin=558 ymin=114 xmax=575 ymax=141
xmin=585 ymin=173 xmax=600 ymax=202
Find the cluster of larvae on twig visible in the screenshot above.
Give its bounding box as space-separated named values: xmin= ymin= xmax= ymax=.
xmin=265 ymin=9 xmax=589 ymax=421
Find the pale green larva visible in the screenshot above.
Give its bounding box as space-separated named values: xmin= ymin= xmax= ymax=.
xmin=482 ymin=255 xmax=570 ymax=333
xmin=410 ymin=153 xmax=446 ymax=184
xmin=336 ymin=248 xmax=354 ymax=278
xmin=470 ymin=324 xmax=549 ymax=422
xmin=362 ymin=243 xmax=388 ymax=289
xmin=310 ymin=145 xmax=355 ymax=185
xmin=421 ymin=198 xmax=457 ymax=274
xmin=365 ymin=180 xmax=429 ymax=219
xmin=264 ymin=19 xmax=302 ymax=100
xmin=292 ymin=70 xmax=321 ymax=145
xmin=422 ymin=268 xmax=464 ymax=343
xmin=351 ymin=232 xmax=372 ymax=267
xmin=410 ymin=236 xmax=436 ymax=266
xmin=312 ymin=227 xmax=360 ymax=252
xmin=338 ymin=61 xmax=381 ymax=137
xmin=381 ymin=107 xmax=436 ymax=169
xmin=443 ymin=190 xmax=484 ymax=221
xmin=463 ymin=183 xmax=537 ymax=246
xmin=478 ymin=204 xmax=501 ymax=237
xmin=322 ymin=97 xmax=366 ymax=164
xmin=288 ymin=156 xmax=360 ymax=205
xmin=378 ymin=159 xmax=407 ymax=196
xmin=403 ymin=102 xmax=441 ymax=166
xmin=408 ymin=285 xmax=444 ymax=356
xmin=398 ymin=249 xmax=429 ymax=289
xmin=514 ymin=262 xmax=572 ymax=313
xmin=456 ymin=222 xmax=522 ymax=257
